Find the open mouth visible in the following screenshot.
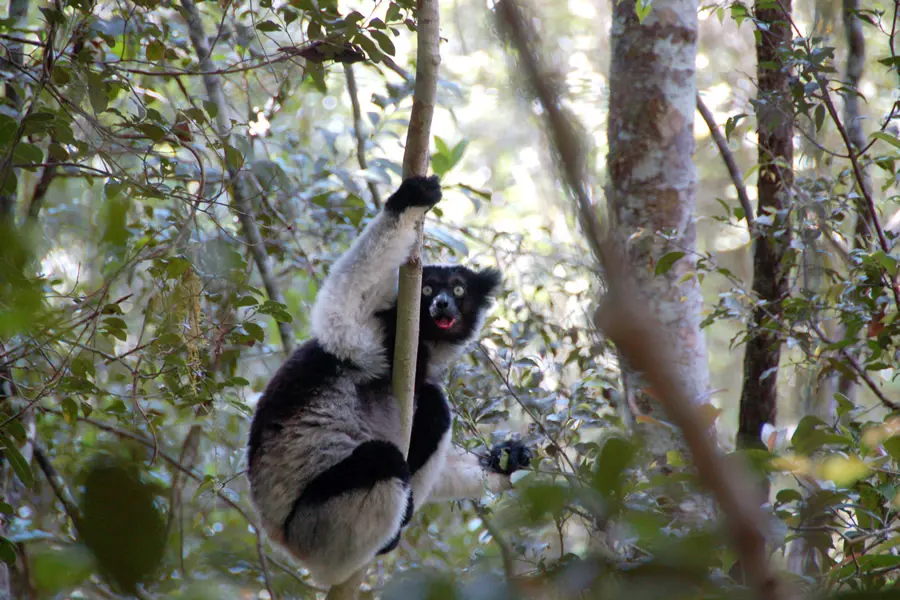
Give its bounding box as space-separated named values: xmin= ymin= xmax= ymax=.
xmin=434 ymin=317 xmax=456 ymax=330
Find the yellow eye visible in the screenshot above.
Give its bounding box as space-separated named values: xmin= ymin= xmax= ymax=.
xmin=453 ymin=285 xmax=465 ymax=297
xmin=422 ymin=285 xmax=433 ymax=296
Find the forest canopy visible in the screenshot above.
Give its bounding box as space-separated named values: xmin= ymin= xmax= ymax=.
xmin=1 ymin=0 xmax=899 ymax=598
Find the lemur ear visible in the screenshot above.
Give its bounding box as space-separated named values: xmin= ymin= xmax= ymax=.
xmin=471 ymin=267 xmax=502 ymax=298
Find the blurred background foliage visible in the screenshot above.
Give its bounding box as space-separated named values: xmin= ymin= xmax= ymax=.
xmin=0 ymin=0 xmax=898 ymax=598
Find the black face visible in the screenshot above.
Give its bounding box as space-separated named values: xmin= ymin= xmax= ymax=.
xmin=419 ymin=265 xmax=502 ymax=343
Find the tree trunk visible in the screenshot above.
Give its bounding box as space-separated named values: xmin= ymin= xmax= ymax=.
xmin=607 ymin=0 xmax=710 ymax=459
xmin=736 ymin=0 xmax=794 ymax=451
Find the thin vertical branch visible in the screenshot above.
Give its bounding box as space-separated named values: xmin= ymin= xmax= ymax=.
xmin=344 ymin=64 xmax=383 ymax=209
xmin=392 ymin=0 xmax=441 ymax=459
xmin=836 ymin=0 xmax=871 ymax=400
xmin=181 ymin=0 xmax=295 ymax=355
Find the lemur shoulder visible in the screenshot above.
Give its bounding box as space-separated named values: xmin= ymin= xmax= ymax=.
xmin=247 ymin=176 xmax=531 ymax=586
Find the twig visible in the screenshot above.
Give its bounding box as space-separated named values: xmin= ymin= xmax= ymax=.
xmin=696 ymin=94 xmax=755 ymax=229
xmin=344 ymin=64 xmax=383 ymax=209
xmin=809 ymin=323 xmax=899 ymax=411
xmin=475 ymin=504 xmax=515 ymax=580
xmin=33 ymin=443 xmax=85 ymax=532
xmin=180 ymin=0 xmax=295 ymax=355
xmin=775 ymin=0 xmax=900 ymax=311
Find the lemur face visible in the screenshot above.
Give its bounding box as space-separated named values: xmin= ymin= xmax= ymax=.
xmin=419 ymin=265 xmax=502 ymax=343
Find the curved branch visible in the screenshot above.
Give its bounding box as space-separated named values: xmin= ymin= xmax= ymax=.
xmin=696 ymin=94 xmax=755 ymax=229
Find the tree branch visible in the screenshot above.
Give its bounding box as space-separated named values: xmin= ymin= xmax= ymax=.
xmin=33 ymin=443 xmax=84 ymax=532
xmin=344 ymin=64 xmax=383 ymax=209
xmin=696 ymin=94 xmax=755 ymax=229
xmin=180 ymin=0 xmax=295 ymax=355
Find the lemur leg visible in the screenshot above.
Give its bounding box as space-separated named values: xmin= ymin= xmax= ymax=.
xmin=283 ymin=440 xmax=411 ymax=586
xmin=407 ymin=382 xmax=452 ymax=509
xmin=311 ymin=176 xmax=441 ymax=374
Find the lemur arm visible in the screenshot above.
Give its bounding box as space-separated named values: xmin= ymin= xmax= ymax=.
xmin=311 ymin=177 xmax=441 ymax=374
xmin=426 ymin=445 xmax=514 ymax=502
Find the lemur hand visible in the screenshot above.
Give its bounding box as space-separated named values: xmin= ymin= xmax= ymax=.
xmin=484 ymin=440 xmax=532 ymax=476
xmin=385 ymin=175 xmax=442 ymax=214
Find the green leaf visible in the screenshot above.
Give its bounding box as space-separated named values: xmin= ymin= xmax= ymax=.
xmin=655 ymin=251 xmax=686 ymax=276
xmin=224 ymin=144 xmax=244 ymax=171
xmin=872 ymin=131 xmax=900 ymax=151
xmin=635 ymin=0 xmax=653 ymax=23
xmin=0 ymin=114 xmax=18 ymax=146
xmin=242 ymin=321 xmax=265 ymax=342
xmin=256 ymin=20 xmax=282 ymax=32
xmin=0 ymin=432 xmax=33 ymax=488
xmin=13 ymin=142 xmax=42 ymax=166
xmin=146 ymin=39 xmax=165 ymax=61
xmin=87 ymin=73 xmax=108 ymax=114
xmin=0 ymin=537 xmax=15 ymax=565
xmin=814 ymin=104 xmax=826 ymax=132
xmin=22 ymin=111 xmax=55 ymax=135
xmin=62 ymin=397 xmax=79 ymax=425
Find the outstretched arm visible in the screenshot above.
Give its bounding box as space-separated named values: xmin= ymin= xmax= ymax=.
xmin=311 ymin=176 xmax=441 ymax=374
xmin=426 ymin=442 xmax=531 ymax=503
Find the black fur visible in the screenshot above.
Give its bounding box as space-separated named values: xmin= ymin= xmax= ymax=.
xmin=484 ymin=440 xmax=532 ymax=475
xmin=407 ymin=382 xmax=452 ymax=474
xmin=247 ymin=340 xmax=350 ymax=469
xmin=284 ymin=439 xmax=410 ymax=538
xmin=384 ymin=175 xmax=442 ymax=214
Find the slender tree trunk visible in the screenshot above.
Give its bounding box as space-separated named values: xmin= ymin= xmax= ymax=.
xmin=736 ymin=0 xmax=794 ymax=451
xmin=607 ymin=0 xmax=710 ymax=459
xmin=836 ymin=0 xmax=872 ymax=402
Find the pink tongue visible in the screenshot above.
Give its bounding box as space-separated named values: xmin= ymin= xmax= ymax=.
xmin=436 ymin=318 xmax=455 ymax=329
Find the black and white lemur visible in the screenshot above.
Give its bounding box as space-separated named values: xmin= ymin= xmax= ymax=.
xmin=247 ymin=176 xmax=531 ymax=585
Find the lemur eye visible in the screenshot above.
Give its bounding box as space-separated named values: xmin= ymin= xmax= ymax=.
xmin=453 ymin=285 xmax=465 ymax=297
xmin=422 ymin=285 xmax=433 ymax=296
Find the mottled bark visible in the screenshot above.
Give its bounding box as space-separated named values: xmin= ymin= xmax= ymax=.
xmin=736 ymin=0 xmax=794 ymax=451
xmin=608 ymin=0 xmax=710 ymax=457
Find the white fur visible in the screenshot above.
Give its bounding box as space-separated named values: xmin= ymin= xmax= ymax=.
xmin=311 ymin=209 xmax=425 ymax=375
xmin=410 ymin=427 xmax=452 ymax=508
xmin=426 ymin=445 xmax=512 ymax=502
xmin=286 ymin=477 xmax=409 ymax=586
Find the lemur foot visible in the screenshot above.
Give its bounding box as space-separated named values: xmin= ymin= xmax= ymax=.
xmin=385 ymin=175 xmax=442 ymax=214
xmin=484 ymin=440 xmax=532 ymax=476
xmin=377 ymin=490 xmax=414 ymax=556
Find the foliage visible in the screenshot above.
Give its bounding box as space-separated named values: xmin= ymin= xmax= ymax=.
xmin=0 ymin=0 xmax=897 ymax=598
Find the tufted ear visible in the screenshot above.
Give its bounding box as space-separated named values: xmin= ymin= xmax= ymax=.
xmin=469 ymin=267 xmax=503 ymax=299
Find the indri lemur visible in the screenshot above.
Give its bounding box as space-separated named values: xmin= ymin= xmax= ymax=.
xmin=247 ymin=176 xmax=531 ymax=585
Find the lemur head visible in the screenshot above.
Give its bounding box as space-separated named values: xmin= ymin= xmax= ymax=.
xmin=420 ymin=265 xmax=502 ymax=343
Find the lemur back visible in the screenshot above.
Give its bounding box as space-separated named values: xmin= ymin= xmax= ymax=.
xmin=247 ymin=177 xmax=531 ymax=586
